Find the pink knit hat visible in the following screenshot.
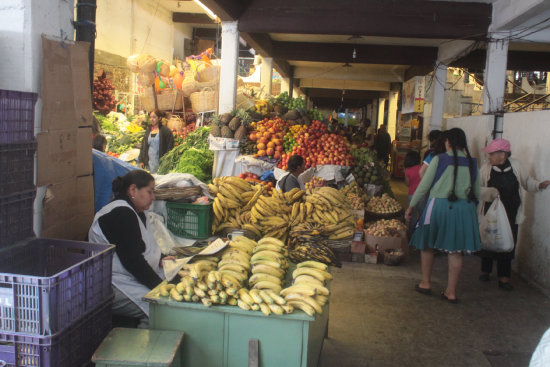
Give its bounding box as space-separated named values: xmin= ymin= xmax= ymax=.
xmin=483 ymin=139 xmax=511 ymax=153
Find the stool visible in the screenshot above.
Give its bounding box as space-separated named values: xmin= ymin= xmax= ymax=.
xmin=92 ymin=327 xmax=184 ymax=367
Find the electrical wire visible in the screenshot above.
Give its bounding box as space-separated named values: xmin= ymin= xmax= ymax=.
xmin=140 ymin=0 xmax=162 ymax=54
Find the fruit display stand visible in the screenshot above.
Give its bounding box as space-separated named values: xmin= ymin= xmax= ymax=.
xmin=143 ymin=280 xmax=330 ymax=367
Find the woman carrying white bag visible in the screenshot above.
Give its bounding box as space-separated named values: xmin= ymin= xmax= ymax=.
xmin=479 ymin=139 xmax=550 ymax=290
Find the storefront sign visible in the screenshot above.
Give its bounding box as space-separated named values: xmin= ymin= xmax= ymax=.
xmin=402 ymin=76 xmax=425 ymax=114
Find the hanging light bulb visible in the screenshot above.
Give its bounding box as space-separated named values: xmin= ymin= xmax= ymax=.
xmin=352 ymin=48 xmax=357 ymax=59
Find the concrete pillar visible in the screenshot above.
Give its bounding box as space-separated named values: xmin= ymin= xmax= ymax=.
xmin=377 ymin=98 xmax=385 ymax=127
xmin=482 ymin=34 xmax=509 ymax=114
xmin=218 ymin=21 xmax=239 ymax=114
xmin=281 ymin=77 xmax=290 ymax=94
xmin=260 ymin=57 xmax=273 ymax=97
xmin=430 ymin=63 xmax=447 ymax=130
xmin=388 ymin=91 xmax=398 ymax=140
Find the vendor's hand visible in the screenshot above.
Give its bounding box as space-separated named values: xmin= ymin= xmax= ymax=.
xmin=488 ymin=187 xmax=500 ymax=200
xmin=404 ymin=207 xmax=413 ymax=222
xmin=139 ymin=162 xmax=145 ymax=169
xmin=539 ymin=180 xmax=550 ymax=190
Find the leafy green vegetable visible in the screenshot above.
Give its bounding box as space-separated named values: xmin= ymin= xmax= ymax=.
xmin=157 ymin=127 xmax=213 ymax=182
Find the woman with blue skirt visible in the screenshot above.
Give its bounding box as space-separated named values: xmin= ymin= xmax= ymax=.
xmin=405 ymin=128 xmax=481 ymax=303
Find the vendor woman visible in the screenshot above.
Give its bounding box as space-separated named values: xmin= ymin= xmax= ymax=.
xmin=88 ymin=170 xmax=165 ymax=328
xmin=139 ymin=109 xmax=174 ymax=173
xmin=277 ymin=155 xmax=306 ymax=193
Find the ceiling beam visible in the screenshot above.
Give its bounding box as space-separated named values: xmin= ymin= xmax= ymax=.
xmin=238 ymin=0 xmax=491 ymax=39
xmin=299 ymin=78 xmax=390 ymax=91
xmin=240 ymin=33 xmax=292 ymax=78
xmin=193 ymin=28 xmax=217 ymax=39
xmin=198 ymin=0 xmax=251 ymax=21
xmin=173 ymin=13 xmax=214 ymax=24
xmin=272 ymin=42 xmax=437 ymax=66
xmin=452 ymin=49 xmax=550 ymax=71
xmin=294 ymin=65 xmax=405 ymax=83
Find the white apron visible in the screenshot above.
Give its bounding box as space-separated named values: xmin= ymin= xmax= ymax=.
xmin=88 ymin=200 xmax=163 ymax=315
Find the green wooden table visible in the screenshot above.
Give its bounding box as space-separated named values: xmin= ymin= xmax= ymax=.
xmin=144 ymin=282 xmax=329 ymax=367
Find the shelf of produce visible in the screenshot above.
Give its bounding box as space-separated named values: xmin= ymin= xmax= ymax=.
xmin=144 ymin=281 xmax=330 ymax=367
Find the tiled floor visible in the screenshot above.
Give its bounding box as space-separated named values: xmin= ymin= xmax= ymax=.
xmin=318 ymin=180 xmax=550 ymax=367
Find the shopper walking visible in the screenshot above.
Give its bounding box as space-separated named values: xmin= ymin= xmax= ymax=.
xmin=419 ymin=130 xmax=444 ymax=178
xmin=89 ymin=170 xmax=168 ymax=328
xmin=478 ymin=139 xmax=550 ymax=290
xmin=404 ymin=150 xmax=422 ymax=235
xmin=139 ymin=109 xmax=174 ymax=173
xmin=374 ymin=124 xmax=392 ymax=168
xmin=405 ymin=128 xmax=481 ymax=303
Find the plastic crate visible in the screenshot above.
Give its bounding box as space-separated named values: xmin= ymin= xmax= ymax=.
xmin=0 ymin=238 xmax=115 ymax=336
xmin=0 ymin=190 xmax=35 ymax=247
xmin=0 ymin=90 xmax=38 ymax=144
xmin=166 ymin=202 xmax=213 ymax=239
xmin=0 ymin=142 xmax=36 ymax=196
xmin=0 ymin=297 xmax=112 ymax=367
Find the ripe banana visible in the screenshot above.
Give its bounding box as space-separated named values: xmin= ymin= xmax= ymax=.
xmin=160 ymin=283 xmax=175 ymax=297
xmin=297 ymin=261 xmax=328 ymax=271
xmin=251 ymin=264 xmax=285 ymax=278
xmin=259 ymin=303 xmax=271 ymax=315
xmin=248 ymin=289 xmax=263 ymax=304
xmin=266 ymin=290 xmax=286 ymax=305
xmin=253 ymin=281 xmax=282 ymax=293
xmin=257 ymin=237 xmax=285 ymax=248
xmin=280 ymin=285 xmax=317 ymax=297
xmin=293 ymin=267 xmax=332 ymax=281
xmin=249 ymin=273 xmax=282 ymax=286
xmin=237 ymin=289 xmax=255 ymax=306
xmin=286 ymin=300 xmax=315 ymax=316
xmin=268 ymin=304 xmax=284 ymax=315
xmin=285 ymin=293 xmax=322 ymax=314
xmin=258 ymin=290 xmax=274 ymax=305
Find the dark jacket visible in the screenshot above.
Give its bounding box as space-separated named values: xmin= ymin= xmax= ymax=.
xmin=138 ymin=124 xmax=174 ymax=167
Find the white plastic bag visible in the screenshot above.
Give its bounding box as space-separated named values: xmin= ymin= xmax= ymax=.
xmin=479 ymin=198 xmax=514 ymax=252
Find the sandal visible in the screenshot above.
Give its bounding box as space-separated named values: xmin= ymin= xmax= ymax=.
xmin=441 ymin=292 xmax=459 ymax=304
xmin=415 ymin=284 xmax=432 ymax=295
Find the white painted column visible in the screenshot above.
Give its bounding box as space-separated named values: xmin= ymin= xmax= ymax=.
xmin=387 ymin=91 xmax=398 ymax=140
xmin=260 ymin=57 xmax=273 ymax=97
xmin=377 ymin=98 xmax=385 ymax=127
xmin=430 ymin=63 xmax=447 ymax=130
xmin=218 ymin=21 xmax=239 ymax=114
xmin=482 ymin=34 xmax=509 ymax=114
xmin=281 ymin=77 xmax=290 ymax=94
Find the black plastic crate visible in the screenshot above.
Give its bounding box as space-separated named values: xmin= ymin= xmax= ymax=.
xmin=0 ymin=297 xmax=112 ymax=367
xmin=0 ymin=190 xmax=35 ymax=248
xmin=0 ymin=90 xmax=38 ymax=144
xmin=0 ymin=142 xmax=36 ymax=196
xmin=0 ymin=238 xmax=115 ymax=336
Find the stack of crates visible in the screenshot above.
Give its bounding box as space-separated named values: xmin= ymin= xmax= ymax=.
xmin=0 ymin=89 xmax=38 ymax=248
xmin=0 ymin=90 xmax=116 ymax=366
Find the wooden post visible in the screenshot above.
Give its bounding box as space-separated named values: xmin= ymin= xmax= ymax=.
xmin=248 ymin=339 xmax=259 ymax=367
xmin=152 ymin=84 xmax=158 ymax=110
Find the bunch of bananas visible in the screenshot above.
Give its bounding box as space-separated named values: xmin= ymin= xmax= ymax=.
xmin=249 ymin=237 xmax=289 ymax=295
xmin=208 ymin=177 xmax=264 ymax=237
xmin=250 ymin=188 xmax=306 ymax=242
xmin=217 ymin=235 xmax=258 ymax=286
xmin=280 ymin=261 xmax=332 ymax=316
xmin=235 ymin=288 xmax=293 ymax=315
xmin=161 ymin=268 xmax=243 ymax=307
xmin=287 ymin=232 xmax=340 ymax=267
xmin=302 ymin=187 xmax=356 ymax=240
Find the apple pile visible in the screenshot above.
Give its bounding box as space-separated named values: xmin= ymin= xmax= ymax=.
xmin=249 ymin=118 xmax=287 ymax=160
xmin=365 ymin=193 xmax=402 ymax=214
xmin=346 ymin=193 xmax=364 ymax=210
xmin=278 ymin=120 xmax=354 ymax=170
xmin=365 ymin=219 xmax=407 ymax=237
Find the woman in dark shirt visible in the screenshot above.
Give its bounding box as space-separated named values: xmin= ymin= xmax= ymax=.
xmin=139 ymin=109 xmax=174 ymax=173
xmin=88 ymin=170 xmax=165 ymax=327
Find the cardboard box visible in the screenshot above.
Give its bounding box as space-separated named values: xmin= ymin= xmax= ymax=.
xmin=41 ymin=175 xmax=94 ymax=240
xmin=365 ymin=230 xmax=408 ymax=255
xmin=351 ymin=241 xmax=366 ymax=254
xmin=37 ymin=129 xmax=78 ymax=186
xmin=364 ymin=252 xmax=380 ymax=264
xmin=77 ymin=127 xmax=93 ymax=176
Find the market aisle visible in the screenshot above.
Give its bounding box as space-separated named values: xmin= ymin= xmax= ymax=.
xmin=319 ymin=180 xmax=550 ymax=367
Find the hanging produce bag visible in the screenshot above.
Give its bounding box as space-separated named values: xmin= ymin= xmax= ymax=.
xmin=479 ymin=197 xmax=514 ymax=252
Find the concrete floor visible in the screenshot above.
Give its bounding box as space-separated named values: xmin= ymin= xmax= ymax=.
xmin=318 ymin=180 xmax=550 ymax=367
